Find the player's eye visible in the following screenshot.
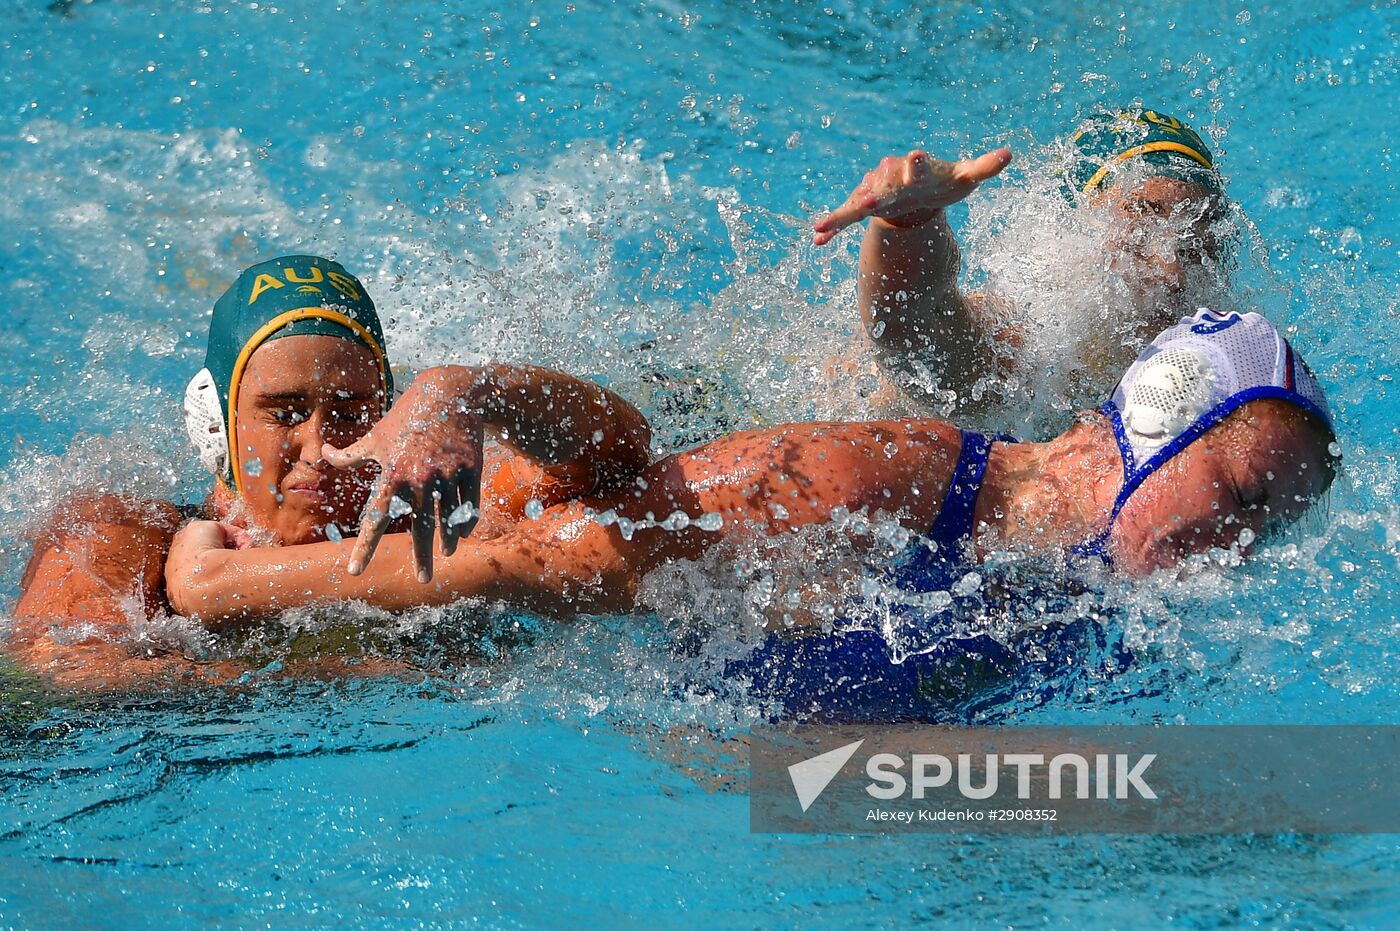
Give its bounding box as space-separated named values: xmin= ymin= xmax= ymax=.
xmin=331 ymin=406 xmax=371 ymax=424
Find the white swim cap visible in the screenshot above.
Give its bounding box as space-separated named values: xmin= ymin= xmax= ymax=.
xmin=1107 ymin=308 xmax=1332 ymax=470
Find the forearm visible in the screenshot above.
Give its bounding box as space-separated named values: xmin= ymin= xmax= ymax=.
xmin=176 ymin=518 xmax=637 ymax=628
xmin=175 ymin=535 xmax=454 ymax=626
xmin=422 ymin=363 xmax=652 ymax=485
xmin=858 ymin=213 xmax=986 ymax=388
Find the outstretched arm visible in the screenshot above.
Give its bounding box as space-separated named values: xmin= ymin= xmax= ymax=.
xmin=167 ymin=419 xmax=963 ymax=627
xmin=9 ymin=498 xmax=414 ymax=691
xmin=814 ymin=148 xmax=1012 ymax=407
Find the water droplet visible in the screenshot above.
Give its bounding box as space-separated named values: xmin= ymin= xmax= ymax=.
xmin=524 ymin=498 xmax=544 ymax=520
xmin=243 ymin=457 xmax=263 ymax=477
xmin=388 ymin=497 xmax=414 ymax=519
xmin=593 ymin=509 xmax=618 ymax=528
xmin=952 ymin=571 xmax=982 ymax=597
xmin=695 ymin=512 xmax=724 ymax=532
xmin=660 ymin=510 xmax=690 ymax=531
xmin=616 ymin=516 xmax=636 ymax=541
xmin=447 ymin=501 xmax=478 ymax=526
xmin=1238 ymin=527 xmax=1256 ymax=548
xmin=768 ymin=503 xmax=789 ymax=521
xmin=325 ymin=523 xmax=343 ymax=543
xmin=1328 ymin=441 xmax=1342 ymax=457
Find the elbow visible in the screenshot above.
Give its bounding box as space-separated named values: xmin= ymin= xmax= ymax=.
xmin=594 ymin=403 xmax=654 ymax=489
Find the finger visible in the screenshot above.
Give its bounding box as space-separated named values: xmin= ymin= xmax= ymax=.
xmin=412 ymin=487 xmax=436 ymax=584
xmin=347 ymin=488 xmax=395 ymax=575
xmin=323 ymin=438 xmax=375 ymax=470
xmin=437 ymin=477 xmax=461 ymax=558
xmin=453 ymin=469 xmax=482 ymax=542
xmin=954 ymin=147 xmax=1013 ymax=183
xmin=905 ymin=149 xmax=933 ymax=182
xmin=218 ymin=523 xmax=255 ymax=550
xmin=812 ymin=208 xmax=852 ymax=236
xmin=813 ymin=194 xmax=877 ymax=242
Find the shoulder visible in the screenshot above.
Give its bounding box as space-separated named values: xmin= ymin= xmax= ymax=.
xmin=17 ymin=494 xmax=185 ymax=622
xmin=9 ymin=495 xmax=223 ymax=690
xmin=34 ymin=494 xmax=183 ymax=538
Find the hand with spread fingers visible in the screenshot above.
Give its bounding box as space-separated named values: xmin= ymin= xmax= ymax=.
xmin=323 ymin=363 xmax=654 ymax=584
xmin=812 ymin=147 xmax=1012 ymax=245
xmin=324 ymin=370 xmax=485 ymax=583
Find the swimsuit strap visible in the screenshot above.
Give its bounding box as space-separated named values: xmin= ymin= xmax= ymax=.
xmin=927 ymin=430 xmax=1016 ymax=556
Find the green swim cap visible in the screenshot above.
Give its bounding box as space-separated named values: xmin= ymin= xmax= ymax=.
xmin=1066 ymin=108 xmax=1220 ymax=196
xmin=187 ymin=254 xmax=393 ymax=492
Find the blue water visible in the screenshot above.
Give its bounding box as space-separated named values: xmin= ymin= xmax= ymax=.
xmin=1 ymin=0 xmax=1397 ymax=926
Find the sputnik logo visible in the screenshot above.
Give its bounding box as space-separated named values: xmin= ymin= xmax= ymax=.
xmin=788 ymin=739 xmax=865 ymax=812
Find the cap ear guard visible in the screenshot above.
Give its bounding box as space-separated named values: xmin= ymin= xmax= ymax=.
xmin=185 ymin=367 xmax=230 ymax=478
xmin=1120 ymin=347 xmax=1217 ymax=463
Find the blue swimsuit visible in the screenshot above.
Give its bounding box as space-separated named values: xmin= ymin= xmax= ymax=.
xmin=928 ymin=430 xmax=1017 ymax=557
xmin=725 ymin=429 xmax=1070 ymax=722
xmin=725 ymin=310 xmax=1334 ymax=722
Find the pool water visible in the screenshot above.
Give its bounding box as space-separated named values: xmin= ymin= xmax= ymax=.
xmin=1 ymin=0 xmax=1397 ymax=925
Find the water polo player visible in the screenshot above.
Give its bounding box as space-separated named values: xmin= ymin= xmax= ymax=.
xmin=9 ymin=255 xmax=652 ymax=688
xmin=813 ymin=107 xmax=1229 ymax=419
xmin=160 ymin=308 xmax=1339 ymax=717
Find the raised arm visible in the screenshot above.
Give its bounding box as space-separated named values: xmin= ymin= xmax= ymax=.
xmin=324 ymin=362 xmax=652 ymax=581
xmin=813 ymin=148 xmax=1012 ymax=408
xmin=453 ymin=362 xmax=652 ymax=484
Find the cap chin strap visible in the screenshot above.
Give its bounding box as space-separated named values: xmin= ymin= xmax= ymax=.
xmin=184 ymin=367 xmax=229 ymax=479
